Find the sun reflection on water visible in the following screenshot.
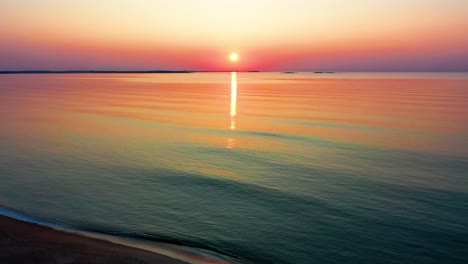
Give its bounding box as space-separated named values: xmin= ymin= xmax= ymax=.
xmin=227 ymin=72 xmax=237 ymax=149
xmin=230 ymin=72 xmax=237 ymax=130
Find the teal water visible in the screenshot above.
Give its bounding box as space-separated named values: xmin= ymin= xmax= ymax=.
xmin=0 ymin=73 xmax=467 ymax=263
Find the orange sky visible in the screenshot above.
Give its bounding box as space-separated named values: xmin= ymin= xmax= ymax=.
xmin=1 ymin=0 xmax=468 ymax=71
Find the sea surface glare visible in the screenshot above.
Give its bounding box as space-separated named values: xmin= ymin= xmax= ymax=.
xmin=0 ymin=73 xmax=467 ymax=263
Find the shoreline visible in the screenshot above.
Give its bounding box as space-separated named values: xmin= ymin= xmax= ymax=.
xmin=0 ymin=214 xmax=189 ymax=263
xmin=0 ymin=207 xmax=235 ymax=264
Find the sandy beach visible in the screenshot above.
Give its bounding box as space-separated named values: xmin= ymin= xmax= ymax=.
xmin=0 ymin=215 xmax=188 ymax=264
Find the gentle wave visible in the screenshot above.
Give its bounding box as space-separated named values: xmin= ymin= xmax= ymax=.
xmin=0 ymin=206 xmax=250 ymax=264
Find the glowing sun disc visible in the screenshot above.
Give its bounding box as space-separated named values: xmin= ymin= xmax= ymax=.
xmin=229 ymin=52 xmax=239 ymax=62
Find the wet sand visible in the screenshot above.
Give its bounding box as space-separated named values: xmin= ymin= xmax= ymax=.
xmin=0 ymin=215 xmax=188 ymax=264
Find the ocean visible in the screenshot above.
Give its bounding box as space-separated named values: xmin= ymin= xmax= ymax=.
xmin=0 ymin=72 xmax=467 ymax=263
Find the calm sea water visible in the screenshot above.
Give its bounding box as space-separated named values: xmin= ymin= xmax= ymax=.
xmin=0 ymin=73 xmax=467 ymax=263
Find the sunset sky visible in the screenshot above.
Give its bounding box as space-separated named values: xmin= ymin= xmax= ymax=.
xmin=1 ymin=0 xmax=468 ymax=71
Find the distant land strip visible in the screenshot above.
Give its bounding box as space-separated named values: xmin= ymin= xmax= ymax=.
xmin=0 ymin=70 xmax=192 ymax=74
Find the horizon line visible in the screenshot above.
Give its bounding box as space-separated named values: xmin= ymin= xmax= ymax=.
xmin=1 ymin=70 xmax=468 ymax=74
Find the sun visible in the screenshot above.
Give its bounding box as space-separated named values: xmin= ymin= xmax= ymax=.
xmin=229 ymin=52 xmax=239 ymax=62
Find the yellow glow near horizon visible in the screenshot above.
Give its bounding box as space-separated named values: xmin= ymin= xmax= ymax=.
xmin=229 ymin=52 xmax=239 ymax=62
xmin=2 ymin=1 xmax=468 ymax=71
